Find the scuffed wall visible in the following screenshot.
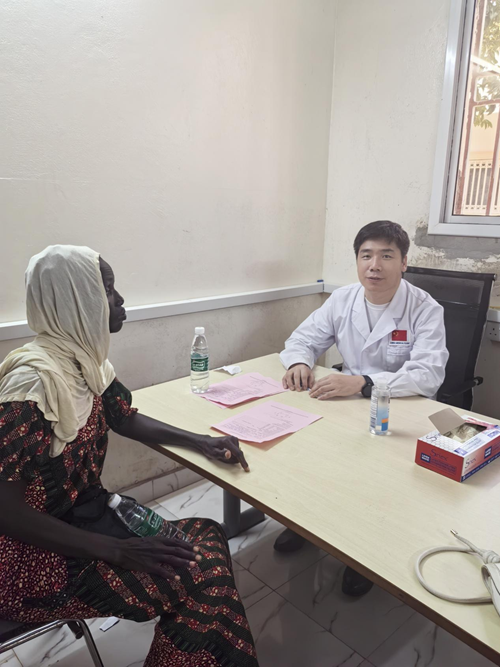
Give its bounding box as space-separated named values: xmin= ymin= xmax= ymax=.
xmin=413 ymin=221 xmax=500 ymax=304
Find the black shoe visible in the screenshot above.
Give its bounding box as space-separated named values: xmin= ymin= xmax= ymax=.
xmin=273 ymin=528 xmax=306 ymax=553
xmin=341 ymin=566 xmax=374 ymax=597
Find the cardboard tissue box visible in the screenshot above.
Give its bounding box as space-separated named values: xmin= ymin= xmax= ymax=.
xmin=415 ymin=408 xmax=500 ymax=482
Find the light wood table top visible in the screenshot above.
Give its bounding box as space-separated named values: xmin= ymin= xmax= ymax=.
xmin=132 ymin=353 xmax=500 ymax=664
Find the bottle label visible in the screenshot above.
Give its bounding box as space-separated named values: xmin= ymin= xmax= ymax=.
xmin=132 ymin=508 xmax=164 ymax=538
xmin=370 ymin=396 xmax=389 ymax=432
xmin=191 ymin=356 xmax=209 ymax=372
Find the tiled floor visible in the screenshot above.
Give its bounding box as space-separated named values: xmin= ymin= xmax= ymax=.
xmin=3 ymin=480 xmax=497 ymax=667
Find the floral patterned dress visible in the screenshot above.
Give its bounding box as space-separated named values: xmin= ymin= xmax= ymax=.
xmin=0 ymin=379 xmax=258 ymax=667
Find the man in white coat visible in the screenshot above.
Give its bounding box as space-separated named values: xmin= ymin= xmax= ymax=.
xmin=276 ymin=221 xmax=449 ymax=596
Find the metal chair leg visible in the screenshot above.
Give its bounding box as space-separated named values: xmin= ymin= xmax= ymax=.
xmin=70 ymin=620 xmax=104 ymax=667
xmin=67 ymin=620 xmax=84 ymax=639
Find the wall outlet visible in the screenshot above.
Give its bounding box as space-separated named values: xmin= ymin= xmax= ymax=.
xmin=486 ymin=321 xmax=500 ymax=341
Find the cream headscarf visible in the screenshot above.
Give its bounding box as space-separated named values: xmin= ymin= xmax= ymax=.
xmin=0 ymin=245 xmax=115 ymax=457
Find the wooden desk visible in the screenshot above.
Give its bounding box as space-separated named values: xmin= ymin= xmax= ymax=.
xmin=132 ymin=353 xmax=500 ymax=665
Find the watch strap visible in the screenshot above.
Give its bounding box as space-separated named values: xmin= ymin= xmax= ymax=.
xmin=361 ymin=375 xmax=374 ymax=398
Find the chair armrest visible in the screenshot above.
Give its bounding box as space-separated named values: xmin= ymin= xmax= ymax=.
xmin=440 ymin=377 xmax=483 ymax=400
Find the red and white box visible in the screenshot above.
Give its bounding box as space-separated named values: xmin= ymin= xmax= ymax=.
xmin=415 ymin=408 xmax=500 ymax=482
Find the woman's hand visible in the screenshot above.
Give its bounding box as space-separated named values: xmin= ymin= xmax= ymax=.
xmin=0 ymin=481 xmax=200 ymax=577
xmin=111 ymin=536 xmax=201 ymax=581
xmin=196 ymin=435 xmax=250 ymax=472
xmin=115 ymin=413 xmax=250 ymax=471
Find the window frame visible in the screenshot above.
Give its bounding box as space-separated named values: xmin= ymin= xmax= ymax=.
xmin=429 ymin=0 xmax=500 ymax=237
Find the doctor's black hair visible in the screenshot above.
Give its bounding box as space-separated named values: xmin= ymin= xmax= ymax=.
xmin=353 ymin=221 xmax=410 ymax=258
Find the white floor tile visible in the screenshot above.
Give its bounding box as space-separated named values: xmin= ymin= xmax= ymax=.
xmin=86 ymin=617 xmax=109 ymax=636
xmin=277 ymin=555 xmax=415 ymax=658
xmin=233 ymin=562 xmax=273 ymax=610
xmin=229 ymin=517 xmax=326 ymax=590
xmin=13 ymin=622 xmax=83 ymax=667
xmin=12 ymin=617 xmax=154 ymax=667
xmin=44 ymin=619 xmax=156 ymax=667
xmin=369 ymin=612 xmax=497 ymax=667
xmin=0 ymin=652 xmax=22 ymax=667
xmin=16 ymin=481 xmax=493 ymax=667
xmin=145 ymin=500 xmax=178 ymax=522
xmin=156 ymin=480 xmax=252 ymax=524
xmin=124 ymin=480 xmax=154 ymax=505
xmin=247 ymin=592 xmax=364 ymax=667
xmin=152 ymin=468 xmax=203 ymax=499
xmin=12 ymin=619 xmax=104 ymax=667
xmin=152 ymin=470 xmax=183 ymax=499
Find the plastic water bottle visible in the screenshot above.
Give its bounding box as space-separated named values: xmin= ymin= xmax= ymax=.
xmin=369 ymin=381 xmax=391 ymax=436
xmin=191 ymin=326 xmax=209 ymax=394
xmin=107 ymin=494 xmax=189 ymax=540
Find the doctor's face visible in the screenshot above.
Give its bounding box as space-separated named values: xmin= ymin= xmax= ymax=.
xmin=356 ymin=239 xmax=407 ymax=300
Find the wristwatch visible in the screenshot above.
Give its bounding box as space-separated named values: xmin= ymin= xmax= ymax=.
xmin=361 ymin=375 xmax=374 ymax=398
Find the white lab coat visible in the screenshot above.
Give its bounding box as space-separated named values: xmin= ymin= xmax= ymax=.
xmin=280 ymin=280 xmax=449 ymax=398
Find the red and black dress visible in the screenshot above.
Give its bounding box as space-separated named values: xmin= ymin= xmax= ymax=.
xmin=0 ymin=378 xmax=258 ymax=667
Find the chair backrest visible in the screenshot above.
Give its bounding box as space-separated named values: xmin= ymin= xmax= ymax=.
xmin=404 ymin=266 xmax=495 ymax=409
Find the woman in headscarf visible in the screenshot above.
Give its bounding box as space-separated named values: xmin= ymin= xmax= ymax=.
xmin=0 ymin=246 xmax=258 ymax=667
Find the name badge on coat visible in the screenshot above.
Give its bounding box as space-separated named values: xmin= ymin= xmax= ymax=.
xmin=388 ymin=330 xmax=411 ymax=354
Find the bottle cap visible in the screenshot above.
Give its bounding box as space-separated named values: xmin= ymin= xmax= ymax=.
xmin=107 ymin=493 xmax=122 ymax=510
xmin=195 ymin=327 xmax=205 ymax=335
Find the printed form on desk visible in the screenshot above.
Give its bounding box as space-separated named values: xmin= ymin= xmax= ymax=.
xmin=211 ymin=401 xmax=322 ymax=443
xmin=201 ymin=372 xmax=286 ymax=408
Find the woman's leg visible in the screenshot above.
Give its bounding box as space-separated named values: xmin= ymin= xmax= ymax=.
xmin=9 ymin=518 xmax=258 ymax=667
xmin=142 ymin=518 xmax=258 ymax=667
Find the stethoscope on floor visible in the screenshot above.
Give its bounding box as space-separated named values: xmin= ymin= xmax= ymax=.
xmin=416 ymin=530 xmax=500 ymax=616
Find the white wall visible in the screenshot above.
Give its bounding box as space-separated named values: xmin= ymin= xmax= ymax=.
xmin=0 ymin=0 xmax=336 ymax=491
xmin=324 ymin=0 xmax=452 ymax=286
xmin=0 ymin=0 xmax=335 ymax=323
xmin=323 ymin=0 xmax=500 ymax=419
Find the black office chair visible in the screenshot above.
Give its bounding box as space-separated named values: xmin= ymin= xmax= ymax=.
xmin=0 ymin=618 xmax=104 ymax=666
xmin=404 ymin=266 xmax=495 ymax=410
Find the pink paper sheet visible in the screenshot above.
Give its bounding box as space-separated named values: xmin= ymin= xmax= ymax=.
xmin=201 ymin=372 xmax=286 ymax=407
xmin=211 ymin=401 xmax=322 ymax=443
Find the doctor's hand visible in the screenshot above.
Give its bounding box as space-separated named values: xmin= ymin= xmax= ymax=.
xmin=309 ymin=374 xmax=365 ymax=400
xmin=282 ymin=364 xmax=315 ymax=391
